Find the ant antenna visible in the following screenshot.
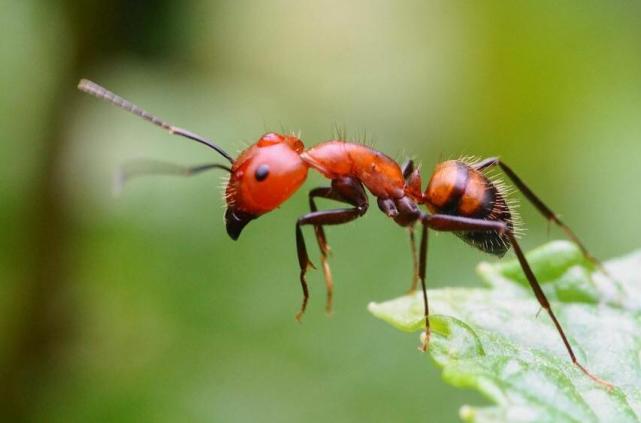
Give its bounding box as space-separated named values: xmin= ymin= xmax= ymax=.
xmin=113 ymin=159 xmax=231 ymax=196
xmin=77 ymin=79 xmax=235 ymax=164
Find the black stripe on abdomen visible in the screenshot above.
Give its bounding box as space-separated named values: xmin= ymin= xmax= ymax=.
xmin=439 ymin=162 xmax=469 ymax=214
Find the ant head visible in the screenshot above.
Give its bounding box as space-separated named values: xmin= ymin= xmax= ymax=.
xmin=225 ymin=133 xmax=308 ymax=240
xmin=75 ymin=81 xmax=307 ymax=240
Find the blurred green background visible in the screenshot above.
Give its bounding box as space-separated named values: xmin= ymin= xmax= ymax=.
xmin=2 ymin=1 xmax=641 ymax=422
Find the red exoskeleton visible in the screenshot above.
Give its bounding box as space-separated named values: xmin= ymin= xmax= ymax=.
xmin=78 ymin=79 xmax=612 ymax=388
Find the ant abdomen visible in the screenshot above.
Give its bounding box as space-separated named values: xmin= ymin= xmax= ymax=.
xmin=424 ymin=160 xmax=513 ymax=256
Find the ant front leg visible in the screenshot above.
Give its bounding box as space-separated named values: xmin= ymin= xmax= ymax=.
xmin=472 ymin=157 xmax=605 ymax=273
xmin=295 ymin=178 xmax=368 ymax=321
xmin=422 ymin=213 xmax=612 ymax=388
xmin=308 ymin=186 xmax=359 ymax=315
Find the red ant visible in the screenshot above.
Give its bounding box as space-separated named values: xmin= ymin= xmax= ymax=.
xmin=78 ymin=79 xmax=612 ymax=388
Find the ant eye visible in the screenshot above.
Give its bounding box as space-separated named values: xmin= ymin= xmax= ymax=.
xmin=255 ymin=164 xmax=270 ymax=181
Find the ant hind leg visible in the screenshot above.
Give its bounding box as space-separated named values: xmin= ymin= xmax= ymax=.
xmin=424 ymin=212 xmax=613 ymax=388
xmin=472 ymin=157 xmax=606 ymax=274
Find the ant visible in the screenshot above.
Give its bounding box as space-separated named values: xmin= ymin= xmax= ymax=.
xmin=78 ymin=79 xmax=612 ymax=388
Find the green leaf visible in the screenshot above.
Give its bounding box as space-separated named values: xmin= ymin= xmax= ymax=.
xmin=368 ymin=241 xmax=641 ymax=423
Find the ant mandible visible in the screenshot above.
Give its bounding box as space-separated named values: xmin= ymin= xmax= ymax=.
xmin=78 ymin=79 xmax=612 ymax=388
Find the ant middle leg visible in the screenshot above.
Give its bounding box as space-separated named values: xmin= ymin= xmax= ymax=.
xmin=401 ymin=160 xmax=421 ymax=293
xmin=401 ymin=159 xmax=415 ymax=179
xmin=407 ymin=226 xmax=419 ymax=293
xmin=422 ymin=212 xmax=612 ymax=388
xmin=416 ymin=223 xmax=429 ymax=351
xmin=295 ymin=178 xmax=368 ymax=321
xmin=472 ymin=157 xmax=604 ymax=272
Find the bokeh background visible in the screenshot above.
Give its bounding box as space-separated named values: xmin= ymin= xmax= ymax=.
xmin=2 ymin=1 xmax=641 ymax=422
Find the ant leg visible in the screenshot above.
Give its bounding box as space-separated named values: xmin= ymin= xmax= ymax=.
xmin=506 ymin=232 xmax=612 ymax=388
xmin=417 ymin=223 xmax=430 ymax=351
xmin=401 ymin=159 xmax=415 ymax=179
xmin=309 ymin=188 xmax=334 ymax=314
xmin=423 ymin=213 xmax=612 ymax=388
xmin=402 ymin=160 xmax=421 ymax=292
xmin=407 ymin=227 xmax=419 ymax=293
xmin=295 ymin=178 xmax=369 ymax=321
xmin=309 ymin=188 xmax=334 ymax=257
xmin=295 ymin=223 xmax=315 ymax=322
xmin=472 ymin=157 xmax=604 ymax=271
xmin=114 ymin=159 xmax=230 ymax=194
xmin=308 ymin=187 xmax=352 ymax=315
xmin=470 ymin=157 xmax=498 ymax=172
xmin=295 ymin=205 xmax=368 ymax=321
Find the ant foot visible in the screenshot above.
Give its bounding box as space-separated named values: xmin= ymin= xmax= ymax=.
xmin=575 ymin=362 xmax=614 ymax=391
